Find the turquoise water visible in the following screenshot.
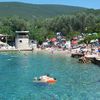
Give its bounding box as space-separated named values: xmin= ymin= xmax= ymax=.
xmin=0 ymin=52 xmax=100 ymax=100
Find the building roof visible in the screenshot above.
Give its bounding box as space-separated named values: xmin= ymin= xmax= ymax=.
xmin=15 ymin=31 xmax=29 ymax=33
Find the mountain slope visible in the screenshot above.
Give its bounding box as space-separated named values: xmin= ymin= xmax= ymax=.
xmin=0 ymin=2 xmax=87 ymax=18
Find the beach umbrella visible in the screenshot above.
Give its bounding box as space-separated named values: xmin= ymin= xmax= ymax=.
xmin=71 ymin=40 xmax=78 ymax=45
xmin=50 ymin=38 xmax=57 ymax=42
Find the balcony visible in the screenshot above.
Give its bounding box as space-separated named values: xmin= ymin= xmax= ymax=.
xmin=16 ymin=35 xmax=29 ymax=38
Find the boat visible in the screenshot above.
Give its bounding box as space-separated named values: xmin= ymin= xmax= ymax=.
xmin=33 ymin=75 xmax=56 ymax=84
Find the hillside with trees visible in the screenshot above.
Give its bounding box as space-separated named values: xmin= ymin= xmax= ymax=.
xmin=0 ymin=2 xmax=86 ymax=18
xmin=0 ymin=2 xmax=100 ymax=44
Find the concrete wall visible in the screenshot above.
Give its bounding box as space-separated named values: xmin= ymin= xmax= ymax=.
xmin=15 ymin=38 xmax=31 ymax=50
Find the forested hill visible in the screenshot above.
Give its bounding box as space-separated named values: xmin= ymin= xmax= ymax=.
xmin=0 ymin=2 xmax=87 ymax=18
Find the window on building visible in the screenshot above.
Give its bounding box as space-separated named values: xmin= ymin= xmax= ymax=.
xmin=19 ymin=40 xmax=22 ymax=43
xmin=31 ymin=40 xmax=34 ymax=43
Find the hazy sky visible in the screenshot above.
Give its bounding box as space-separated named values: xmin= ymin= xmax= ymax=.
xmin=0 ymin=0 xmax=99 ymax=9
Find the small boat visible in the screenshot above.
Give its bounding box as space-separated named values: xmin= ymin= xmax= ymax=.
xmin=33 ymin=75 xmax=56 ymax=84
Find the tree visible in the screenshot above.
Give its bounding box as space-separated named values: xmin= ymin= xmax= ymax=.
xmin=75 ymin=12 xmax=87 ymax=33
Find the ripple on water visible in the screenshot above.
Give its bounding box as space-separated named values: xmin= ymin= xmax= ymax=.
xmin=0 ymin=52 xmax=100 ymax=100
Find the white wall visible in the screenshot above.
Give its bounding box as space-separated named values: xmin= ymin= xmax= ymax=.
xmin=15 ymin=38 xmax=31 ymax=50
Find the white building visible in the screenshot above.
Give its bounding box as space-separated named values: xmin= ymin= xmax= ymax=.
xmin=29 ymin=40 xmax=37 ymax=49
xmin=15 ymin=31 xmax=31 ymax=50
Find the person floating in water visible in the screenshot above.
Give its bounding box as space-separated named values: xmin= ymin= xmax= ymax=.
xmin=33 ymin=74 xmax=56 ymax=84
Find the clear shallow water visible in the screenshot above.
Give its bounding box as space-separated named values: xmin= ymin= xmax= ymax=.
xmin=0 ymin=52 xmax=100 ymax=100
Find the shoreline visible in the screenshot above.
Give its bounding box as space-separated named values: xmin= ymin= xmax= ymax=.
xmin=0 ymin=48 xmax=71 ymax=56
xmin=40 ymin=49 xmax=71 ymax=56
xmin=0 ymin=47 xmax=100 ymax=65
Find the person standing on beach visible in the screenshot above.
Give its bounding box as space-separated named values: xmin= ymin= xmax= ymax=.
xmin=51 ymin=47 xmax=54 ymax=54
xmin=98 ymin=47 xmax=100 ymax=56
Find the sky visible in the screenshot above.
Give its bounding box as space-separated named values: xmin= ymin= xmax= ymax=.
xmin=0 ymin=0 xmax=100 ymax=9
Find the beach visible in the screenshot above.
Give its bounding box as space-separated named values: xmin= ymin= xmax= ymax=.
xmin=37 ymin=48 xmax=71 ymax=56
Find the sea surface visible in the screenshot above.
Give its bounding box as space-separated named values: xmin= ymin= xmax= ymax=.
xmin=0 ymin=51 xmax=100 ymax=100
